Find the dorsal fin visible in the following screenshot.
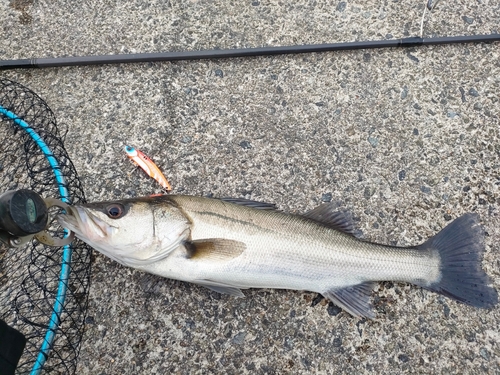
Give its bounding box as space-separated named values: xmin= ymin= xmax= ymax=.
xmin=185 ymin=239 xmax=246 ymax=261
xmin=221 ymin=197 xmax=277 ymax=210
xmin=303 ymin=203 xmax=357 ymax=235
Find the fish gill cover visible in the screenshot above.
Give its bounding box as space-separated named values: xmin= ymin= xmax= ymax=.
xmin=0 ymin=79 xmax=92 ymax=374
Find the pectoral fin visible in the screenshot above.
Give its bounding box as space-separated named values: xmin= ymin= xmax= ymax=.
xmin=184 ymin=239 xmax=246 ymax=261
xmin=323 ymin=282 xmax=376 ymax=319
xmin=194 ymin=279 xmax=246 ymax=297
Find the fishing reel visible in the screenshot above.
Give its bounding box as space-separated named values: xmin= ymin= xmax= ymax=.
xmin=0 ymin=189 xmax=74 ymax=247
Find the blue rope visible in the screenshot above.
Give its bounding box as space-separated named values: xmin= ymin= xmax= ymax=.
xmin=0 ymin=105 xmax=73 ymax=375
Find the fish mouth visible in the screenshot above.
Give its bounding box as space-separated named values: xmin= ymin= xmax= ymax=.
xmin=57 ymin=206 xmax=116 ymax=242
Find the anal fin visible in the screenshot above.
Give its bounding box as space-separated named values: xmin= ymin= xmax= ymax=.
xmin=323 ymin=282 xmax=376 ymax=319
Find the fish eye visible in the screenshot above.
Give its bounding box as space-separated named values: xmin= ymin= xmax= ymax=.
xmin=106 ymin=204 xmax=125 ymax=219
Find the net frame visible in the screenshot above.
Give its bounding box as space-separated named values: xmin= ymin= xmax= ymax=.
xmin=0 ymin=78 xmax=92 ymax=374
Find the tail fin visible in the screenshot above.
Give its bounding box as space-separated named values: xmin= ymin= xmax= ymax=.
xmin=417 ymin=213 xmax=497 ymax=308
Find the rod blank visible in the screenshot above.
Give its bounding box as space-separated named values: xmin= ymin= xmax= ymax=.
xmin=1 ymin=34 xmax=498 ymax=70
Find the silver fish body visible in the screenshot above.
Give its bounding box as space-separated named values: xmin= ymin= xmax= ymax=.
xmin=58 ymin=195 xmax=497 ymax=318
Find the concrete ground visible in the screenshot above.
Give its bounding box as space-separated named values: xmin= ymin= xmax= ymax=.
xmin=1 ymin=0 xmax=499 ymax=373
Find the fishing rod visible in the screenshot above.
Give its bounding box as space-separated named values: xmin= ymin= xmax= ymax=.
xmin=1 ymin=34 xmax=499 ymax=70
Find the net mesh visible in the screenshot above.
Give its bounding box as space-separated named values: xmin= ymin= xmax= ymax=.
xmin=0 ymin=78 xmax=92 ymax=374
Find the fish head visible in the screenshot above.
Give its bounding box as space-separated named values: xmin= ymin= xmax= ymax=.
xmin=57 ymin=198 xmax=190 ymax=267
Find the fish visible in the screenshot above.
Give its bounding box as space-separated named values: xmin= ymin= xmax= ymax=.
xmin=57 ymin=195 xmax=498 ymax=318
xmin=124 ymin=145 xmax=172 ymax=191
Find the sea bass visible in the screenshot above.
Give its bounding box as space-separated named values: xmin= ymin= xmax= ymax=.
xmin=57 ymin=195 xmax=497 ymax=318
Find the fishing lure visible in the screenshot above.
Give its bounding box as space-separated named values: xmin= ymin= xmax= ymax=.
xmin=124 ymin=145 xmax=172 ymax=191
